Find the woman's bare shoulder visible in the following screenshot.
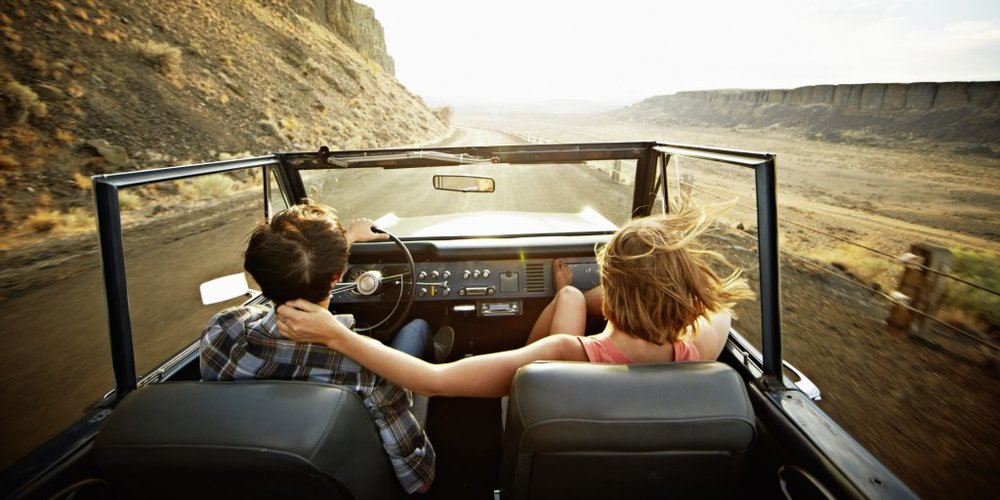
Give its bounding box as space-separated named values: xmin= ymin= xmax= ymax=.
xmin=533 ymin=334 xmax=588 ymax=362
xmin=693 ymin=310 xmax=733 ymax=360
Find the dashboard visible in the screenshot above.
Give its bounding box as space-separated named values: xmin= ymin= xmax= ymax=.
xmin=332 ymin=235 xmax=608 ymax=316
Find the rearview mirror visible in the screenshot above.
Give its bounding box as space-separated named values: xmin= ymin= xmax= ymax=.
xmin=432 ymin=175 xmax=495 ymax=193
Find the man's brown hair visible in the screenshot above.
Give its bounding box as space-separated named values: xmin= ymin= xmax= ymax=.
xmin=243 ymin=204 xmax=348 ymax=304
xmin=598 ymin=207 xmax=752 ymax=345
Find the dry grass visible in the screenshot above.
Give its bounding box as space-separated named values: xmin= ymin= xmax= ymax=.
xmin=804 ymin=241 xmax=901 ymax=291
xmin=433 ymin=106 xmax=452 ymax=125
xmin=99 ymin=29 xmax=127 ymax=43
xmin=0 ymin=154 xmax=19 ymax=169
xmin=21 ymin=205 xmax=94 ymax=234
xmin=72 ymin=171 xmax=91 ymax=190
xmin=7 ymin=125 xmax=39 ymax=146
xmin=942 ymin=248 xmax=1000 ymax=328
xmin=117 ymin=190 xmax=141 ymax=211
xmin=2 ymin=80 xmax=48 ymax=124
xmin=179 ymin=175 xmax=234 ymax=200
xmin=132 ymin=40 xmax=184 ymax=85
xmin=25 ymin=208 xmax=61 ymax=232
xmin=66 ymin=83 xmax=84 ymax=98
xmin=55 ymin=128 xmax=75 ymax=144
xmin=66 ymin=20 xmax=93 ymax=36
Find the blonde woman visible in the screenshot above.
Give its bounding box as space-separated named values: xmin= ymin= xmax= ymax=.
xmin=276 ymin=208 xmax=753 ymax=398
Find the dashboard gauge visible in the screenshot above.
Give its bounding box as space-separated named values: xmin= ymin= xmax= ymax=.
xmin=345 ymin=266 xmax=367 ymax=284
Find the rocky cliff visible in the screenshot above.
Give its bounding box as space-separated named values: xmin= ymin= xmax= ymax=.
xmin=286 ymin=0 xmax=395 ymax=74
xmin=0 ymin=0 xmax=447 ymax=240
xmin=614 ymin=82 xmax=1000 ymax=146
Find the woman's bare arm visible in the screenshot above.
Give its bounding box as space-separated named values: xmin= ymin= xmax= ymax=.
xmin=692 ymin=309 xmax=733 ymax=360
xmin=277 ymin=299 xmax=587 ymax=397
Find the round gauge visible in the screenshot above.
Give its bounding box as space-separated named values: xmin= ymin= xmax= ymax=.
xmin=345 ymin=267 xmax=367 ymax=284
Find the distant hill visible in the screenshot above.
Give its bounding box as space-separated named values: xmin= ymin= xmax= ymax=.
xmin=0 ymin=0 xmax=448 ymax=237
xmin=612 ymin=82 xmax=1000 ymax=149
xmin=442 ymin=98 xmax=620 ymax=115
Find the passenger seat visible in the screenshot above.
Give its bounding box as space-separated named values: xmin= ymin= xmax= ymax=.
xmin=499 ymin=361 xmax=755 ymax=499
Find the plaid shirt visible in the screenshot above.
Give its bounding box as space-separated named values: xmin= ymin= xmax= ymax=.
xmin=200 ymin=303 xmax=434 ymax=493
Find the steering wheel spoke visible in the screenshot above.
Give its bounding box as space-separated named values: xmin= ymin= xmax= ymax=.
xmin=352 ymin=231 xmax=415 ymax=335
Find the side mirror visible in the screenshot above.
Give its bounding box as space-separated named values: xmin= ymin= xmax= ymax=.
xmin=432 ymin=175 xmax=495 ymax=193
xmin=199 ymin=273 xmax=257 ymax=305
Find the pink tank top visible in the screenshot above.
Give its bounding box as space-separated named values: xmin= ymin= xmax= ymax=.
xmin=577 ymin=335 xmax=701 ymax=363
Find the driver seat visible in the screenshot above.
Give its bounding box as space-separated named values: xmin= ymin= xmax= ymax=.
xmin=93 ymin=380 xmax=408 ymax=500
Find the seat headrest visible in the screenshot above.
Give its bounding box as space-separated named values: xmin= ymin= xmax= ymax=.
xmin=501 ymin=361 xmax=756 ymax=499
xmin=94 ymin=381 xmax=406 ymax=500
xmin=506 ymin=361 xmax=755 ymax=452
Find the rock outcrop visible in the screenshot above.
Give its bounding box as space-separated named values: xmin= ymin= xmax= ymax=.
xmin=615 ymin=82 xmax=1000 ymax=145
xmin=287 ymin=0 xmax=395 ymax=74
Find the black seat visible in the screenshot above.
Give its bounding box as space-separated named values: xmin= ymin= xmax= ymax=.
xmin=93 ymin=381 xmax=407 ymax=500
xmin=500 ymin=361 xmax=756 ymax=499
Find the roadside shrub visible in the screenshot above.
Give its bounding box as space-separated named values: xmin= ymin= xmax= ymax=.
xmin=433 ymin=106 xmax=452 ymax=125
xmin=25 ymin=208 xmax=61 ymax=232
xmin=132 ymin=40 xmax=184 ymax=84
xmin=257 ymin=119 xmax=281 ymax=138
xmin=55 ymin=128 xmax=76 ymax=144
xmin=180 ymin=175 xmax=234 ymax=200
xmin=61 ymin=207 xmax=94 ymax=230
xmin=118 ymin=190 xmax=141 ymax=211
xmin=100 ymin=29 xmax=127 ymax=43
xmin=806 ymin=242 xmax=900 ymax=291
xmin=941 ymin=248 xmax=1000 ymax=328
xmin=72 ymin=171 xmax=91 ymax=190
xmin=2 ymin=80 xmax=48 ymax=123
xmin=0 ymin=153 xmax=19 ymax=169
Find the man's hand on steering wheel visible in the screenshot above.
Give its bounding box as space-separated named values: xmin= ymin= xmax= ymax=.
xmin=346 ymin=218 xmax=390 ymax=246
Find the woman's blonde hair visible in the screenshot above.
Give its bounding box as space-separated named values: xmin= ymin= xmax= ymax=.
xmin=597 ymin=206 xmax=753 ymax=345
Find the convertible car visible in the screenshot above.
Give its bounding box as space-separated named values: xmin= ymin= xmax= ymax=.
xmin=0 ymin=141 xmax=916 ymax=499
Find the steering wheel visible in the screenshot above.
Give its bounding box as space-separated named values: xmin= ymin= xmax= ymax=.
xmin=348 ymin=228 xmax=415 ymax=337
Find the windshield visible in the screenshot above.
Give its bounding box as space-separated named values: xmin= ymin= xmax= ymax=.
xmin=300 ymin=161 xmax=635 ymax=238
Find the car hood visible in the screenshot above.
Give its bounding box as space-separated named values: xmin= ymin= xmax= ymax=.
xmin=375 ymin=209 xmax=617 ymax=238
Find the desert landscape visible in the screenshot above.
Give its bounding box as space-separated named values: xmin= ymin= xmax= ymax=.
xmin=454 ymin=113 xmax=1000 ymax=499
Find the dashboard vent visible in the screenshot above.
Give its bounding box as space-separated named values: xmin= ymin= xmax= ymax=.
xmin=525 ymin=262 xmax=545 ymax=292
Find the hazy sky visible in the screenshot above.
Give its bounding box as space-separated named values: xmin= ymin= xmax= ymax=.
xmin=359 ymin=0 xmax=1000 ymax=106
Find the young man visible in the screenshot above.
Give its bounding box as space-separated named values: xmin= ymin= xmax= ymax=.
xmin=199 ymin=203 xmax=443 ymax=493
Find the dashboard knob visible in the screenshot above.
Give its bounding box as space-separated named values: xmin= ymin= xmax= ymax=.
xmin=418 ymin=287 xmax=428 ymax=297
xmin=431 ymin=270 xmax=440 ymax=279
xmin=442 ymin=287 xmax=450 ymax=296
xmin=462 ymin=270 xmax=471 ymax=279
xmin=482 ymin=269 xmax=491 ymax=278
xmin=473 ymin=270 xmax=481 ymax=278
xmin=442 ymin=270 xmax=451 ymax=279
xmin=418 ymin=271 xmax=427 ymax=279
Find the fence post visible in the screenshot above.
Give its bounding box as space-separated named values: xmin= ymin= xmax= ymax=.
xmin=886 ymin=243 xmax=953 ymax=339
